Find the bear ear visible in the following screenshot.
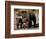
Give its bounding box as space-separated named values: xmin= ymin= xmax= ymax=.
xmin=21 ymin=11 xmax=27 ymax=13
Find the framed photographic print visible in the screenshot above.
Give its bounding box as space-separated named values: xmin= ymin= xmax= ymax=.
xmin=5 ymin=1 xmax=45 ymax=38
